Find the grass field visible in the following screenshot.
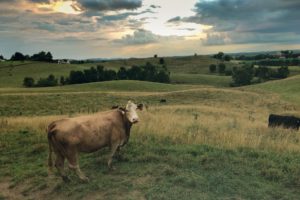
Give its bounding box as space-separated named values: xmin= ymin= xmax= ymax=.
xmin=0 ymin=58 xmax=300 ymax=199
xmin=171 ymin=73 xmax=232 ymax=87
xmin=247 ymin=75 xmax=300 ymax=104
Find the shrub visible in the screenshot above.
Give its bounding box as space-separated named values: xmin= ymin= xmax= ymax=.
xmin=218 ymin=63 xmax=226 ymax=74
xmin=36 ymin=74 xmax=58 ymax=87
xmin=209 ymin=64 xmax=217 ymax=73
xmin=231 ymin=65 xmax=254 ymax=86
xmin=276 ymin=66 xmax=289 ymax=79
xmin=23 ymin=77 xmax=35 ymax=87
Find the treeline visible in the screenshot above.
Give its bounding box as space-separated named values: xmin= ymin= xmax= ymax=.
xmin=254 ymin=59 xmax=300 ymax=66
xmin=208 ymin=63 xmax=290 ymax=86
xmin=23 ymin=62 xmax=170 ymax=87
xmin=231 ymin=65 xmax=289 ymax=87
xmin=236 ymin=50 xmax=300 ymax=61
xmin=10 ymin=51 xmax=53 ymax=62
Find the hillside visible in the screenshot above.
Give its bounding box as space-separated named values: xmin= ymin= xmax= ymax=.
xmin=247 ymin=75 xmax=300 ymax=104
xmin=1 ymin=57 xmax=300 ymax=199
xmin=0 ymin=56 xmax=228 ymax=88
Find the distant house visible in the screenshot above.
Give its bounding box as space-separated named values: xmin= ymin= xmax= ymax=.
xmin=58 ymin=59 xmax=70 ymax=64
xmin=0 ymin=59 xmax=5 ymax=62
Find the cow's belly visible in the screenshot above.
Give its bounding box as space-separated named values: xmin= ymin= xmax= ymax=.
xmin=78 ymin=133 xmax=110 ymax=153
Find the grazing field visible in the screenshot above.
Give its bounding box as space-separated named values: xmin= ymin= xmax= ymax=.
xmin=247 ymin=75 xmax=300 ymax=104
xmin=171 ymin=73 xmax=231 ymax=87
xmin=0 ymin=56 xmax=221 ymax=88
xmin=1 ymin=60 xmax=300 ymax=199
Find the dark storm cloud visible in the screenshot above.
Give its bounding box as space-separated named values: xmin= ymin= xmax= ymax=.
xmin=187 ymin=0 xmax=300 ymax=45
xmin=78 ymin=0 xmax=142 ymax=11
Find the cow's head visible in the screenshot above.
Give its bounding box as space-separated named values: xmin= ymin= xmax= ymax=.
xmin=120 ymin=101 xmax=142 ymax=124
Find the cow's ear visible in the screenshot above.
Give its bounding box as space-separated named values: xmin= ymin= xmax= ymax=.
xmin=118 ymin=107 xmax=126 ymax=115
xmin=137 ymin=103 xmax=143 ymax=111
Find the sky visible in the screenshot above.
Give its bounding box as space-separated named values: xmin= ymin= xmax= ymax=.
xmin=0 ymin=0 xmax=300 ymax=59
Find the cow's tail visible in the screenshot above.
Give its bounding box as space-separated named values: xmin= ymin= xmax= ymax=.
xmin=47 ymin=122 xmax=68 ymax=164
xmin=47 ymin=124 xmax=55 ymax=173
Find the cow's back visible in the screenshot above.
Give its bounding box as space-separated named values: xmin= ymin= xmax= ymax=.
xmin=50 ymin=110 xmax=126 ymax=152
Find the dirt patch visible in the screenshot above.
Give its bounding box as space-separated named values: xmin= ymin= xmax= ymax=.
xmin=0 ymin=178 xmax=25 ymax=200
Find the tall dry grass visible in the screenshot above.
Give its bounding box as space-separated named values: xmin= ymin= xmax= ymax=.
xmin=1 ymin=104 xmax=299 ymax=152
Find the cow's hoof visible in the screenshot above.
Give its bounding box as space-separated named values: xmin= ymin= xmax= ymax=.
xmin=62 ymin=176 xmax=70 ymax=183
xmin=80 ymin=177 xmax=90 ymax=183
xmin=109 ymin=166 xmax=116 ymax=171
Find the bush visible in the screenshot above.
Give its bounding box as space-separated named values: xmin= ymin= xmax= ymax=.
xmin=23 ymin=77 xmax=35 ymax=87
xmin=255 ymin=66 xmax=270 ymax=81
xmin=231 ymin=65 xmax=254 ymax=86
xmin=276 ymin=66 xmax=289 ymax=79
xmin=209 ymin=64 xmax=217 ymax=73
xmin=225 ymin=70 xmax=232 ymax=76
xmin=36 ymin=74 xmax=58 ymax=87
xmin=218 ymin=63 xmax=226 ymax=74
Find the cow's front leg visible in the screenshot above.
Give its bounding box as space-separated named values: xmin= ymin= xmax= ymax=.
xmin=108 ymin=144 xmax=120 ymax=170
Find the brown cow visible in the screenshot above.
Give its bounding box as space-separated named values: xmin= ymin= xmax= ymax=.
xmin=47 ymin=101 xmax=142 ymax=182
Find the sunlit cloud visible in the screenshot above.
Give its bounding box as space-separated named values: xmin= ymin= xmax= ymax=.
xmin=0 ymin=0 xmax=299 ymax=59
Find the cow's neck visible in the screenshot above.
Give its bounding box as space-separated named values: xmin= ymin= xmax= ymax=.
xmin=123 ymin=116 xmax=132 ymax=137
xmin=118 ymin=111 xmax=132 ymax=137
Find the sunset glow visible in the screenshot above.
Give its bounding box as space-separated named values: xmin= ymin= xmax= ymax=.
xmin=0 ymin=0 xmax=299 ymax=59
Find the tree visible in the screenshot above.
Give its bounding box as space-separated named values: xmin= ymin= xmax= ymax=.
xmin=224 ymin=55 xmax=232 ymax=61
xmin=23 ymin=77 xmax=35 ymax=87
xmin=96 ymin=65 xmax=105 ymax=81
xmin=11 ymin=52 xmax=25 ymax=61
xmin=69 ymin=70 xmax=86 ymax=84
xmin=154 ymin=54 xmax=158 ymax=58
xmin=276 ymin=66 xmax=289 ymax=78
xmin=31 ymin=51 xmax=53 ymax=62
xmin=213 ymin=52 xmax=224 ymax=60
xmin=156 ymin=70 xmax=170 ymax=83
xmin=127 ymin=65 xmax=142 ymax=80
xmin=60 ymin=76 xmax=66 ymax=85
xmin=84 ymin=67 xmax=98 ymax=82
xmin=255 ymin=66 xmax=270 ymax=81
xmin=0 ymin=55 xmax=4 ymax=60
xmin=36 ymin=74 xmax=58 ymax=87
xmin=209 ymin=64 xmax=217 ymax=73
xmin=231 ymin=65 xmax=254 ymax=86
xmin=103 ymin=69 xmax=117 ymax=81
xmin=159 ymin=58 xmax=165 ymax=65
xmin=143 ymin=62 xmax=156 ymax=81
xmin=45 ymin=52 xmax=53 ymax=62
xmin=117 ymin=67 xmax=128 ymax=80
xmin=218 ymin=63 xmax=226 ymax=74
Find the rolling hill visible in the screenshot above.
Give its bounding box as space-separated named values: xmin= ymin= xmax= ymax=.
xmin=0 ymin=56 xmax=300 ymax=199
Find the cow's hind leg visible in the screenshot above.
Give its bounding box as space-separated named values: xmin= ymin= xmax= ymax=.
xmin=66 ymin=149 xmax=89 ymax=182
xmin=54 ymin=153 xmax=69 ymax=182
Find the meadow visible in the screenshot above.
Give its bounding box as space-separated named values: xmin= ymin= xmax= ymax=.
xmin=0 ymin=57 xmax=300 ymax=199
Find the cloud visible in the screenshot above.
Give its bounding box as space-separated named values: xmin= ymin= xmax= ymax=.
xmin=167 ymin=16 xmax=181 ymax=23
xmin=100 ymin=9 xmax=154 ymax=22
xmin=114 ymin=29 xmax=184 ymax=45
xmin=77 ymin=0 xmax=142 ymax=11
xmin=114 ymin=29 xmax=159 ymax=45
xmin=28 ymin=0 xmax=51 ymax=3
xmin=187 ymin=0 xmax=300 ymax=45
